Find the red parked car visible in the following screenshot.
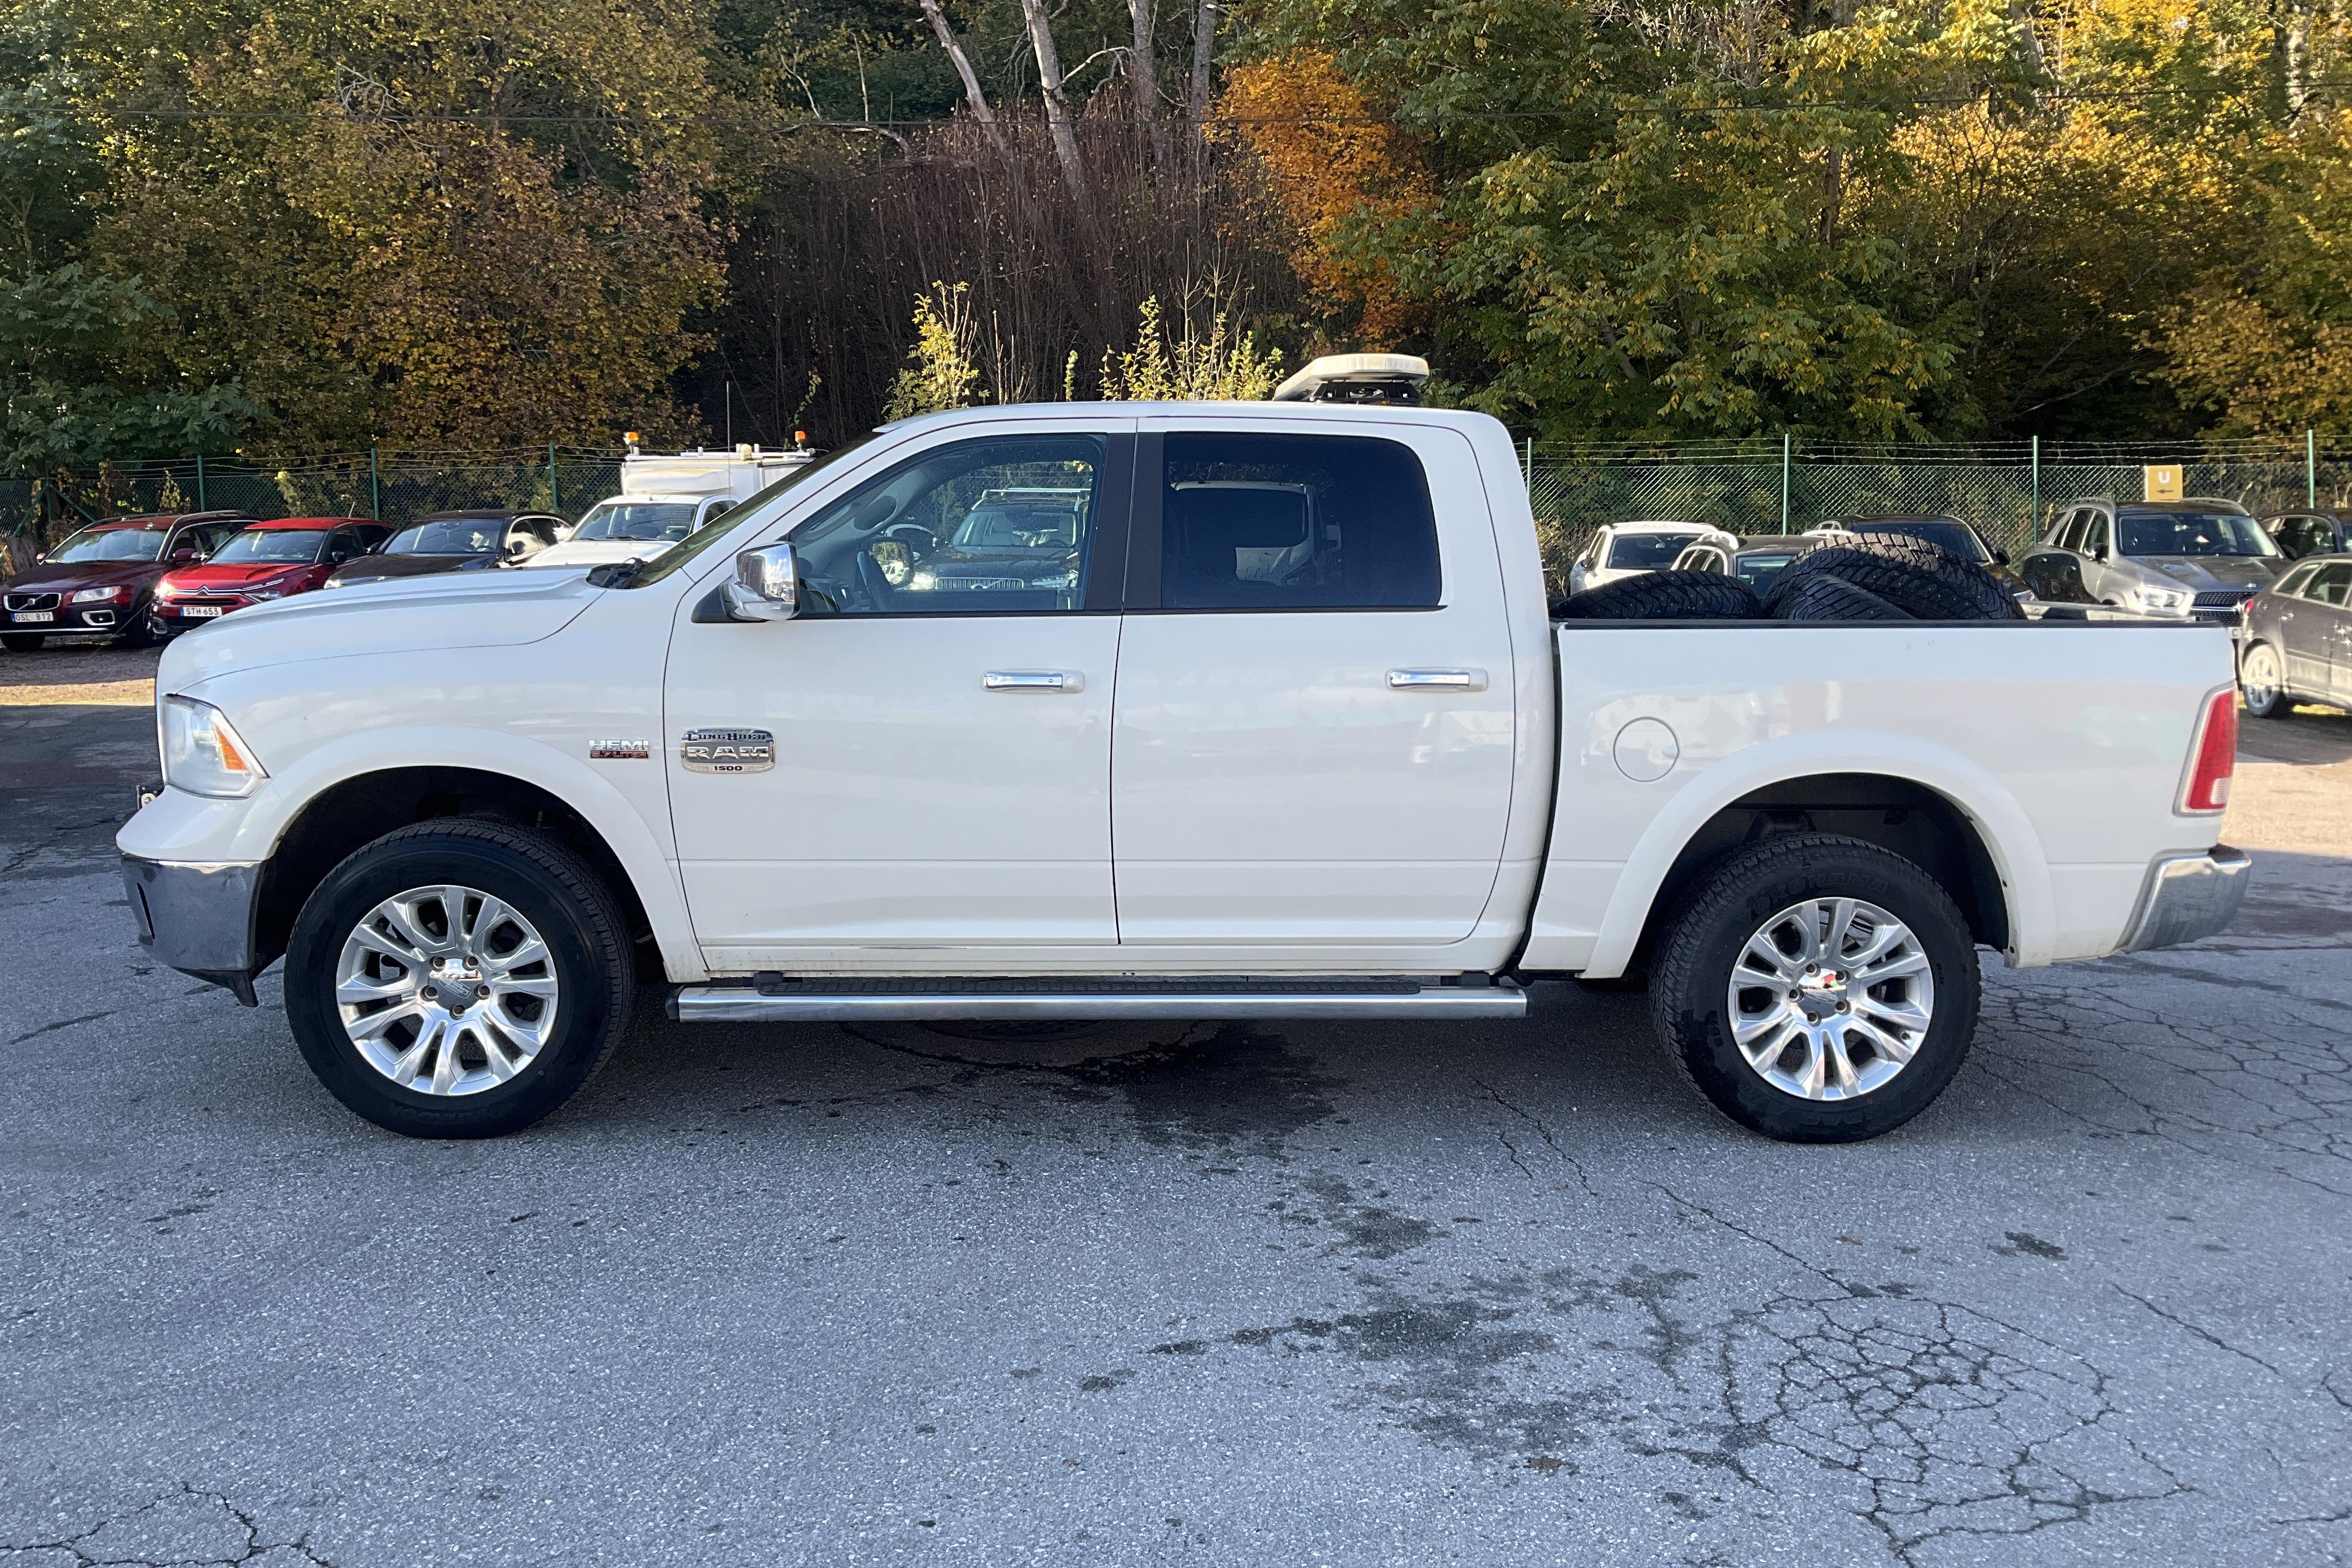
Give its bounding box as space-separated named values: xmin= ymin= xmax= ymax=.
xmin=2 ymin=512 xmax=254 ymax=650
xmin=149 ymin=517 xmax=392 ymax=637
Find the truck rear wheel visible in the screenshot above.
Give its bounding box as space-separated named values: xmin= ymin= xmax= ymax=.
xmin=284 ymin=819 xmax=633 ymax=1138
xmin=1649 ymin=834 xmax=1980 ymax=1142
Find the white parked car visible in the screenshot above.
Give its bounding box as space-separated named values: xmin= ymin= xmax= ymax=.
xmin=120 ymin=401 xmax=2247 ymax=1144
xmin=532 ymin=446 xmax=818 ymax=570
xmin=1567 ymin=519 xmax=1740 ymax=595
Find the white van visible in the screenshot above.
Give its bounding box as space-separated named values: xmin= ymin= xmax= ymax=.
xmin=531 ymin=445 xmax=817 ymax=570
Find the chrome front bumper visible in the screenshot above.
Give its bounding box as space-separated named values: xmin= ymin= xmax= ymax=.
xmin=2122 ymin=846 xmax=2252 ymax=953
xmin=121 ymin=855 xmax=266 ymax=1005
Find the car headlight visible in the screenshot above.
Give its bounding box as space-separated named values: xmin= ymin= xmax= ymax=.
xmin=69 ymin=585 xmax=127 ymax=604
xmin=1033 ymin=571 xmax=1078 ymax=590
xmin=2129 ymin=582 xmax=2193 ymax=615
xmin=247 ymin=587 xmax=284 ymax=600
xmin=160 ymin=695 xmax=268 ymax=798
xmin=909 ymin=568 xmax=937 ymax=590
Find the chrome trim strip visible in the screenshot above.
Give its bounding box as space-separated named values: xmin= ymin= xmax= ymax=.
xmin=671 ymin=982 xmax=1529 ymax=1023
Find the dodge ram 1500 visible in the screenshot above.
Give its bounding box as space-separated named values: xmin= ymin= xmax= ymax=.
xmin=118 ymin=402 xmax=2248 ymax=1142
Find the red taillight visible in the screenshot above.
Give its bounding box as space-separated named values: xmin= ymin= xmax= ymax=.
xmin=2180 ymin=688 xmax=2238 ymax=813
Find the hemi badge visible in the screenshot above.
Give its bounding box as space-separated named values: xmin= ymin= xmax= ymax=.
xmin=589 ymin=738 xmax=652 ymax=760
xmin=680 ymin=727 xmax=776 ymax=774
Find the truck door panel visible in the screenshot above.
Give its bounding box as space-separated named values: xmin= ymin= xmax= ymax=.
xmin=1110 ymin=422 xmax=1517 ymax=946
xmin=665 ymin=426 xmax=1132 ymax=955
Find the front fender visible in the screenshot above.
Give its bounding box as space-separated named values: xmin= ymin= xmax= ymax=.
xmin=1579 ymin=730 xmax=2055 ymax=977
xmin=120 ymin=724 xmax=704 ymax=982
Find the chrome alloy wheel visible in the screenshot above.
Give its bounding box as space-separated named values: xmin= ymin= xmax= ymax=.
xmin=335 ymin=884 xmax=561 ymax=1096
xmin=2241 ymin=643 xmax=2281 ymax=715
xmin=1727 ymin=897 xmax=1935 ymax=1101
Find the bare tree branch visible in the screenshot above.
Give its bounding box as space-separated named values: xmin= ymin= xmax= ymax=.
xmin=1016 ymin=0 xmax=1090 ymax=204
xmin=918 ymin=0 xmax=1010 ymax=155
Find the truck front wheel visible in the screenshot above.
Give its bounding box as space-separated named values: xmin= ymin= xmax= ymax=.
xmin=1649 ymin=834 xmax=1981 ymax=1142
xmin=284 ymin=820 xmax=634 ymax=1137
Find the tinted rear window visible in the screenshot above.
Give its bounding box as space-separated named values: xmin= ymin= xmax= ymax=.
xmin=1159 ymin=433 xmax=1440 ymax=610
xmin=1606 ymin=533 xmax=1702 ymax=570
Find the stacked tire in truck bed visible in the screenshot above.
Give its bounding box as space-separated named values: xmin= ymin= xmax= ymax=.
xmin=1553 ymin=535 xmax=2024 ymax=623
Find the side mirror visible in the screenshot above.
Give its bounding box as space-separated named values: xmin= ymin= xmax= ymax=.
xmin=1992 ymin=548 xmax=2010 ymax=566
xmin=170 ymin=547 xmax=201 ymax=563
xmin=508 ymin=538 xmax=531 ymax=557
xmin=724 ymin=542 xmax=800 ymax=621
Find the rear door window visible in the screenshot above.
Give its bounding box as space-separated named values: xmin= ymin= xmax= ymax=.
xmin=2307 ymin=564 xmax=2352 ymax=607
xmin=1155 ymin=433 xmax=1440 ymax=610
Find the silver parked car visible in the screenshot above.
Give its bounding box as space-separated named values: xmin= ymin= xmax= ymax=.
xmin=2020 ymin=497 xmax=2287 ymax=624
xmin=2238 ymin=555 xmax=2352 ymax=718
xmin=1670 ymin=534 xmax=1825 ymax=596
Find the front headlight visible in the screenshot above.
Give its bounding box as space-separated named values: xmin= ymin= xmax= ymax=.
xmin=909 ymin=568 xmax=937 ymax=590
xmin=160 ymin=695 xmax=268 ymax=798
xmin=2129 ymin=582 xmax=2193 ymax=615
xmin=69 ymin=585 xmax=127 ymax=604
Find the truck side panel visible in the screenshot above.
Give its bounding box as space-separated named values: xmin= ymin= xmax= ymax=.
xmin=1527 ymin=622 xmax=2234 ymax=976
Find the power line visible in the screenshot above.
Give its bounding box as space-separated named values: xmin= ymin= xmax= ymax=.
xmin=0 ymin=76 xmax=2342 ymax=132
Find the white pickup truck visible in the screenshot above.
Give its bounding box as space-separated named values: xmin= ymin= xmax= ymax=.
xmin=118 ymin=402 xmax=2249 ymax=1143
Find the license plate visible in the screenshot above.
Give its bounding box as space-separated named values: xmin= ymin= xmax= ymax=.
xmin=11 ymin=610 xmax=53 ymax=623
xmin=181 ymin=606 xmax=223 ymax=619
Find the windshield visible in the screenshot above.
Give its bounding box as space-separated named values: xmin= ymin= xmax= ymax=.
xmin=1607 ymin=531 xmax=1702 ymax=569
xmin=49 ymin=527 xmax=165 ymax=564
xmin=1851 ymin=520 xmax=1989 ymax=563
xmin=386 ymin=520 xmax=505 ymax=556
xmin=2118 ymin=512 xmax=2278 ymax=558
xmin=624 ymin=435 xmax=879 ymax=589
xmin=573 ymin=501 xmax=700 ymax=542
xmin=1734 ymin=552 xmax=1804 ymax=593
xmin=208 ymin=529 xmax=326 ymax=564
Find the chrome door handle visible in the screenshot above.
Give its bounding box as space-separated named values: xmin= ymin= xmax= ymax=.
xmin=1387 ymin=668 xmax=1486 ymax=691
xmin=984 ymin=670 xmax=1082 ymax=693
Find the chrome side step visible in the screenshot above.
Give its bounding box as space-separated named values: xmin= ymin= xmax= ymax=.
xmin=667 ymin=974 xmax=1527 ymax=1023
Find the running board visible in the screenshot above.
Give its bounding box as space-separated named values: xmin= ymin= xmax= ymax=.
xmin=667 ymin=974 xmax=1528 ymax=1023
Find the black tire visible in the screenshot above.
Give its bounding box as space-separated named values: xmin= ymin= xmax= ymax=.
xmin=1649 ymin=834 xmax=1982 ymax=1142
xmin=1555 ymin=570 xmax=1764 ymax=621
xmin=1 ymin=632 xmax=44 ymax=652
xmin=1769 ymin=538 xmax=2024 ymax=621
xmin=284 ymin=819 xmax=634 ymax=1138
xmin=1769 ymin=572 xmax=1913 ymax=622
xmin=116 ymin=612 xmax=159 ymax=649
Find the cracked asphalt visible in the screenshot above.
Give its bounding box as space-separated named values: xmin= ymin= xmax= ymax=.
xmin=5 ymin=644 xmax=2351 ymax=1567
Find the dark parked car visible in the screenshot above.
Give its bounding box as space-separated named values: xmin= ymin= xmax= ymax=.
xmin=1812 ymin=514 xmax=2034 ymax=601
xmin=2238 ymin=555 xmax=2352 ymax=718
xmin=150 ymin=517 xmax=391 ymax=636
xmin=1669 ymin=534 xmax=1825 ymax=596
xmin=1 ymin=511 xmax=253 ymax=650
xmin=2263 ymin=509 xmax=2352 ymax=561
xmin=325 ymin=510 xmax=565 ymax=588
xmin=2020 ymin=497 xmax=2286 ymax=623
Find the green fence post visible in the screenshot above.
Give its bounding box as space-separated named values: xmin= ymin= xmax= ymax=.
xmin=1779 ymin=433 xmax=1792 ymax=533
xmin=369 ymin=447 xmax=380 ymax=519
xmin=2029 ymin=435 xmax=2039 ymax=545
xmin=194 ymin=454 xmax=206 ymax=510
xmin=548 ymin=442 xmax=560 ymax=513
xmin=2311 ymin=429 xmax=2319 ymax=509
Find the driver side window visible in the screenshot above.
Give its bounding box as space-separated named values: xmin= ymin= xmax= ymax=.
xmin=789 ymin=434 xmax=1106 ymax=617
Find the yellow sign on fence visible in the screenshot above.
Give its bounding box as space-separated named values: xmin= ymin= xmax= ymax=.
xmin=2144 ymin=464 xmax=2183 ymax=501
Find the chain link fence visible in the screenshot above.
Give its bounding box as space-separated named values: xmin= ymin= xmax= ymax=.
xmin=1527 ymin=438 xmax=2348 ymax=594
xmin=0 ymin=450 xmax=628 ymax=554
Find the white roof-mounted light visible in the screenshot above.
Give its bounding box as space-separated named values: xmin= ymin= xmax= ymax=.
xmin=1270 ymin=352 xmax=1432 ymax=405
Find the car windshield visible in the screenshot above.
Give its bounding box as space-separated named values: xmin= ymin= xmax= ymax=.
xmin=208 ymin=529 xmax=326 ymax=564
xmin=48 ymin=527 xmax=165 ymax=564
xmin=2119 ymin=512 xmax=2278 ymax=558
xmin=1852 ymin=520 xmax=1989 ymax=562
xmin=950 ymin=503 xmax=1085 ymax=551
xmin=1734 ymin=552 xmax=1804 ymax=593
xmin=572 ymin=501 xmax=699 ymax=542
xmin=1606 ymin=531 xmax=1702 ymax=569
xmin=386 ymin=520 xmax=505 ymax=555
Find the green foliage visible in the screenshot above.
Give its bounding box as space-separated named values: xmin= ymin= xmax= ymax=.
xmin=883 ymin=283 xmax=985 ymax=419
xmin=1098 ymin=296 xmax=1286 ymax=401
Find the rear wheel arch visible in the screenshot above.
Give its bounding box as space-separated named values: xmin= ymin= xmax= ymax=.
xmin=1623 ymin=772 xmax=2013 ymax=975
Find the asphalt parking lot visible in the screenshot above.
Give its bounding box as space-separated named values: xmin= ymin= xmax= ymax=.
xmin=5 ymin=642 xmax=2350 ymax=1567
